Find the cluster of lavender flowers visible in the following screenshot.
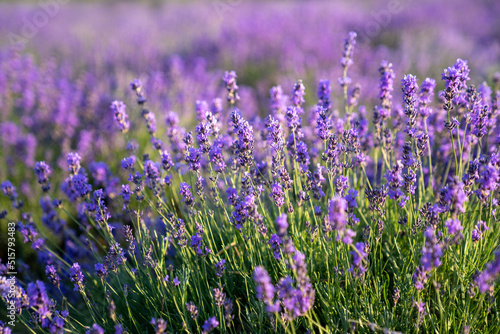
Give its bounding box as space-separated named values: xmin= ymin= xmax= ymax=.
xmin=0 ymin=28 xmax=500 ymax=333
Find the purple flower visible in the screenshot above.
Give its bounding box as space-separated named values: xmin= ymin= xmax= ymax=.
xmin=110 ymin=100 xmax=130 ymax=133
xmin=223 ymin=71 xmax=240 ymax=105
xmin=173 ymin=277 xmax=180 ymax=286
xmin=472 ymin=220 xmax=489 ymax=242
xmin=27 ymin=281 xmax=52 ymax=320
xmin=95 ymin=263 xmax=107 ymax=278
xmin=186 ymin=302 xmax=198 ymax=319
xmin=475 ymin=250 xmax=500 ymax=293
xmin=185 ymin=147 xmax=202 ymax=171
xmin=1 ymin=181 xmax=17 ymax=201
xmin=445 ymin=218 xmax=463 ymax=235
xmin=69 ymin=263 xmax=84 ymax=292
xmin=269 ymin=234 xmax=283 ymax=260
xmin=315 ymin=106 xmax=330 ymax=141
xmin=215 ymin=259 xmax=226 ymax=278
xmin=327 ymin=196 xmax=356 ymax=244
xmin=442 ymin=58 xmax=470 ymax=98
xmin=202 ymin=317 xmax=219 ymax=334
xmin=66 ymin=152 xmax=82 ymax=175
xmin=419 ymin=78 xmax=436 ymax=117
xmin=295 ymin=141 xmax=310 ymax=173
xmin=86 ymin=324 xmax=104 ymax=334
xmin=179 ymin=182 xmax=194 ymax=207
xmin=345 ymin=189 xmax=358 ymax=209
xmin=275 ymin=213 xmax=288 ymax=238
xmin=150 ymin=318 xmax=167 ymax=334
xmin=402 ymin=74 xmax=419 ymax=127
xmin=270 ymin=183 xmax=285 ymax=207
xmin=270 ymin=85 xmax=287 ymax=118
xmin=191 ymin=233 xmax=210 ymax=256
xmin=231 ymin=110 xmax=254 ymax=167
xmin=421 ymin=228 xmax=443 ymax=272
xmin=34 ymin=161 xmax=51 ymax=192
xmin=339 ymin=31 xmax=357 ymax=88
xmin=317 ymin=80 xmax=331 ymax=110
xmin=349 ymin=242 xmax=368 ymax=277
xmin=121 ymin=156 xmax=136 ymax=171
xmin=144 ymin=160 xmax=160 ymax=190
xmin=291 ymin=80 xmax=306 ymax=107
xmin=253 ymin=266 xmax=278 ymax=312
xmin=45 ymin=265 xmax=60 ymax=287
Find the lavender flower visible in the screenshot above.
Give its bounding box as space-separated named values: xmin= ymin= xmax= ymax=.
xmin=186 ymin=302 xmax=198 ymax=319
xmin=445 ymin=218 xmax=463 ymax=235
xmin=110 ymin=100 xmax=130 ymax=133
xmin=349 ymin=242 xmax=368 ymax=277
xmin=179 ymin=182 xmax=194 ymax=208
xmin=472 ymin=221 xmax=488 ymax=242
xmin=223 ymin=71 xmax=240 ymax=105
xmin=253 ymin=266 xmax=279 ymax=313
xmin=419 ymin=78 xmax=436 ymax=117
xmin=45 ymin=265 xmax=60 ymax=287
xmin=475 ymin=250 xmax=500 ymax=293
xmin=66 ymin=152 xmax=82 ymax=175
xmin=215 ymin=259 xmax=226 ymax=278
xmin=34 ymin=161 xmax=51 ymax=192
xmin=69 ymin=263 xmax=84 ymax=292
xmin=317 ymin=79 xmax=331 ymax=110
xmin=150 ymin=318 xmax=167 ymax=334
xmin=291 ymin=80 xmax=306 ymax=107
xmin=202 ymin=317 xmax=219 ymax=334
xmin=270 ymin=182 xmax=285 ymax=207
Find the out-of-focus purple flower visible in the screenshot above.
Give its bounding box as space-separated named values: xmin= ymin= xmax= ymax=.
xmin=445 ymin=218 xmax=463 ymax=235
xmin=110 ymin=100 xmax=130 ymax=133
xmin=202 ymin=317 xmax=219 ymax=334
xmin=1 ymin=181 xmax=17 ymax=202
xmin=253 ymin=266 xmax=279 ymax=313
xmin=150 ymin=318 xmax=167 ymax=334
xmin=475 ymin=250 xmax=500 ymax=293
xmin=191 ymin=233 xmax=211 ymax=256
xmin=186 ymin=302 xmax=198 ymax=319
xmin=291 ymin=80 xmax=305 ymax=107
xmin=269 ymin=234 xmax=283 ymax=260
xmin=472 ymin=220 xmax=489 ymax=242
xmin=27 ymin=281 xmax=52 ymax=321
xmin=223 ymin=71 xmax=240 ymax=105
xmin=419 ymin=78 xmax=436 ymax=117
xmin=34 ymin=161 xmax=51 ymax=192
xmin=270 ymin=85 xmax=287 ymax=119
xmin=421 ymin=228 xmax=443 ymax=273
xmin=66 ymin=152 xmax=82 ymax=175
xmin=349 ymin=242 xmax=368 ymax=277
xmin=215 ymin=259 xmax=226 ymax=278
xmin=339 ymin=31 xmax=357 ymax=88
xmin=317 ymin=80 xmax=331 ymax=110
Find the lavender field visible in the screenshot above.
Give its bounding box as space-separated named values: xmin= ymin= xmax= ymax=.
xmin=1 ymin=0 xmax=500 ymax=333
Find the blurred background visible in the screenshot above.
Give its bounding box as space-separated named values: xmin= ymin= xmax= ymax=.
xmin=0 ymin=0 xmax=499 ymax=194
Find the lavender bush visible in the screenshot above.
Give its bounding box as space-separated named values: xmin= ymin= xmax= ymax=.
xmin=1 ymin=2 xmax=500 ymax=333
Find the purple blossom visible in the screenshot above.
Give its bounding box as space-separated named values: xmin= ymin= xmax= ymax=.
xmin=34 ymin=161 xmax=51 ymax=192
xmin=215 ymin=259 xmax=226 ymax=278
xmin=69 ymin=263 xmax=84 ymax=292
xmin=186 ymin=302 xmax=198 ymax=319
xmin=179 ymin=182 xmax=194 ymax=207
xmin=202 ymin=317 xmax=219 ymax=334
xmin=317 ymin=79 xmax=331 ymax=110
xmin=419 ymin=78 xmax=436 ymax=117
xmin=295 ymin=141 xmax=310 ymax=173
xmin=472 ymin=220 xmax=489 ymax=242
xmin=445 ymin=218 xmax=463 ymax=235
xmin=475 ymin=250 xmax=500 ymax=293
xmin=150 ymin=318 xmax=167 ymax=334
xmin=223 ymin=71 xmax=240 ymax=105
xmin=269 ymin=234 xmax=283 ymax=259
xmin=45 ymin=265 xmax=60 ymax=287
xmin=185 ymin=147 xmax=202 ymax=171
xmin=253 ymin=266 xmax=278 ymax=312
xmin=270 ymin=182 xmax=285 ymax=207
xmin=349 ymin=242 xmax=368 ymax=277
xmin=231 ymin=110 xmax=254 ymax=167
xmin=110 ymin=100 xmax=130 ymax=133
xmin=291 ymin=80 xmax=306 ymax=107
xmin=66 ymin=152 xmax=82 ymax=175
